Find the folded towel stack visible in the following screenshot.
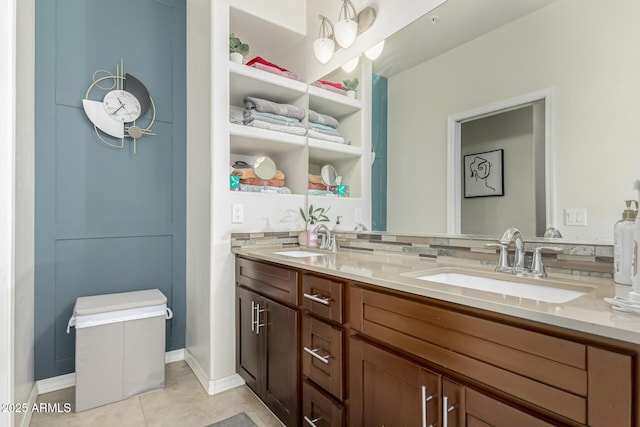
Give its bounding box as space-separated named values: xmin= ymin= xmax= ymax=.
xmin=308 ymin=174 xmax=327 ymax=190
xmin=308 ymin=110 xmax=345 ymax=144
xmin=243 ymin=96 xmax=307 ymax=136
xmin=232 ymin=167 xmax=286 ymax=187
xmin=246 ymin=56 xmax=300 ymax=81
xmin=311 ymin=80 xmax=346 ymax=96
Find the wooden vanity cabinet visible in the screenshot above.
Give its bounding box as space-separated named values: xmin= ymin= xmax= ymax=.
xmin=350 ymin=283 xmax=636 ymax=426
xmin=236 ymin=258 xmax=299 ymax=426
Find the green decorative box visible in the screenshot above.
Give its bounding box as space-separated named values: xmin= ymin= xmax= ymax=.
xmin=329 ymin=184 xmax=349 ymax=197
xmin=230 ymin=175 xmax=240 ymax=191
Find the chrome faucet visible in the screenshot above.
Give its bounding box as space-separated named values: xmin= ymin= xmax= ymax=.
xmin=500 ymin=227 xmax=526 ymax=273
xmin=314 ymin=224 xmax=332 ymax=250
xmin=353 ymin=223 xmax=368 ymax=232
xmin=490 ymin=227 xmax=563 ymax=277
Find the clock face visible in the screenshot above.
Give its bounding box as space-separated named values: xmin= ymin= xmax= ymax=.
xmin=103 ymin=90 xmax=141 ymax=123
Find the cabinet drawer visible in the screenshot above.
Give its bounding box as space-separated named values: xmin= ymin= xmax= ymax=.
xmin=302 ymin=274 xmax=344 ymax=324
xmin=302 ymin=314 xmax=344 ymax=400
xmin=302 ymin=380 xmax=344 ymax=427
xmin=236 ymin=257 xmax=299 ymax=306
xmin=466 ymin=388 xmax=554 ymax=427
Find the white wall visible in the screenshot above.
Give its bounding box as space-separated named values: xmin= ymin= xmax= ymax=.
xmin=0 ymin=1 xmax=17 ymax=426
xmin=13 ymin=0 xmax=36 ymax=425
xmin=388 ymin=0 xmax=640 ymax=241
xmin=231 ymin=0 xmax=306 ymax=35
xmin=186 ymin=0 xmax=213 ymax=388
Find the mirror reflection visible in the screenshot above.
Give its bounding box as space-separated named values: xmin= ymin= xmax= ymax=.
xmin=327 ymin=0 xmax=638 ymax=242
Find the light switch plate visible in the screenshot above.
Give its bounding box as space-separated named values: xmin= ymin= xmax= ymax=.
xmin=564 ymin=208 xmax=587 ymax=226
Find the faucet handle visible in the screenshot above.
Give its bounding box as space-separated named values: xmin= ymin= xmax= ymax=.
xmin=530 ymin=246 xmax=563 ymax=277
xmin=486 ymin=243 xmax=511 ymax=272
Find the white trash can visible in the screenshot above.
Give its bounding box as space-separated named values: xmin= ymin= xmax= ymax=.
xmin=66 ymin=289 xmax=173 ymax=412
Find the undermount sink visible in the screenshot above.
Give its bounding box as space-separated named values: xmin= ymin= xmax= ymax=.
xmin=273 ymin=250 xmax=326 ymax=258
xmin=414 ymin=272 xmax=587 ymax=303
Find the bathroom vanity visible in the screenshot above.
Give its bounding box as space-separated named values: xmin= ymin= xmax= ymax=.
xmin=235 ymin=247 xmax=639 ymax=427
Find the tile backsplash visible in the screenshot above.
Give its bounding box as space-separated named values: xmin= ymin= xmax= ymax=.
xmin=231 ymin=231 xmax=613 ymax=278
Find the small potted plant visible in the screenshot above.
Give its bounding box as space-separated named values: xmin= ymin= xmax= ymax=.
xmin=229 ymin=33 xmax=249 ymax=64
xmin=342 ymin=77 xmax=359 ymax=98
xmin=298 ymin=205 xmax=330 ymax=246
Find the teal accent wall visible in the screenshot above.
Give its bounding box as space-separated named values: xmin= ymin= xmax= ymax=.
xmin=372 ymin=74 xmax=388 ymax=231
xmin=34 ymin=0 xmax=186 ymax=380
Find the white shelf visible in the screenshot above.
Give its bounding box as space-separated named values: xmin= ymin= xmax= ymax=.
xmin=308 ymin=85 xmax=362 ymax=118
xmin=229 ymin=61 xmax=307 ymax=107
xmin=229 ymin=123 xmax=306 ymax=155
xmin=308 ymin=138 xmax=363 ymax=163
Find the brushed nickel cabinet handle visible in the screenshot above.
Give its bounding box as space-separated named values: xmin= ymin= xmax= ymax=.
xmin=303 ymin=415 xmax=322 ymax=426
xmin=303 ymin=346 xmax=330 ymax=364
xmin=303 ymin=293 xmax=331 ymax=306
xmin=255 ymin=303 xmax=266 ymax=335
xmin=442 ymin=395 xmax=455 ymax=427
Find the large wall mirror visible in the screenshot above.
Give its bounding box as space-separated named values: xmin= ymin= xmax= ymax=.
xmin=324 ymin=0 xmax=638 ymax=243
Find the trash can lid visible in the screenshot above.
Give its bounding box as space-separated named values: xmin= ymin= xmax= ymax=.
xmin=73 ymin=289 xmax=167 ymax=316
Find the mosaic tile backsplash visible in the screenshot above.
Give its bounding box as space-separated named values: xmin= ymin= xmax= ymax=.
xmin=231 ymin=232 xmax=614 ymax=279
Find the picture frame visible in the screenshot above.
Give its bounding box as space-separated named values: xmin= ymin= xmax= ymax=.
xmin=463 ymin=149 xmax=504 ymax=198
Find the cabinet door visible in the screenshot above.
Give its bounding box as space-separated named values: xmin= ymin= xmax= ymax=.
xmin=350 ymin=337 xmax=441 ymax=427
xmin=263 ymin=297 xmax=299 ymax=427
xmin=236 ymin=286 xmax=261 ymax=394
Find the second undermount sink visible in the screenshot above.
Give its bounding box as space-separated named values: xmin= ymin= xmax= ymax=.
xmin=273 ymin=250 xmax=326 ymax=258
xmin=414 ymin=272 xmax=588 ymax=303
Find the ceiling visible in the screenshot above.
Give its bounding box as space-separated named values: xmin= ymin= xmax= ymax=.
xmin=372 ymin=0 xmax=559 ymax=77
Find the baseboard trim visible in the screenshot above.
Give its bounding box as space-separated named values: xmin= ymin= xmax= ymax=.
xmin=36 ymin=349 xmax=186 ymax=395
xmin=184 ymin=349 xmax=245 ymax=395
xmin=17 ymin=383 xmax=38 ymax=427
xmin=165 ymin=348 xmax=185 ymax=364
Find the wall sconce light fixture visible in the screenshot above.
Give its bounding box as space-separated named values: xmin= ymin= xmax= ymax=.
xmin=313 ymin=15 xmax=335 ymax=64
xmin=313 ymin=1 xmax=377 ymax=64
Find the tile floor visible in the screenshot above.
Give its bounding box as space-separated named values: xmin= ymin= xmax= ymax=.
xmin=30 ymin=361 xmax=283 ymax=427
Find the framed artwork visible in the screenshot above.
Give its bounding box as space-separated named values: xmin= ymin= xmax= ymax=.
xmin=463 ymin=149 xmax=504 ymax=198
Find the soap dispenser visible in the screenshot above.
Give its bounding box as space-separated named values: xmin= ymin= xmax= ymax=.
xmin=615 ymin=200 xmax=637 ymax=284
xmin=334 ymin=216 xmax=343 ymax=233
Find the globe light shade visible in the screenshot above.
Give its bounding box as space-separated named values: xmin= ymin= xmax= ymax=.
xmin=364 ymin=40 xmax=385 ymax=60
xmin=334 ymin=19 xmax=358 ymax=48
xmin=313 ymin=38 xmax=335 ymax=64
xmin=341 ymin=56 xmax=360 ymax=73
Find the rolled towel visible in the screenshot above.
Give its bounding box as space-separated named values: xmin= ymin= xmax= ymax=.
xmin=244 ymin=96 xmax=306 ymax=121
xmin=308 ymin=109 xmax=339 ymax=129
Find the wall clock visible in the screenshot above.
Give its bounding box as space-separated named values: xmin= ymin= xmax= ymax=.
xmin=82 ymin=59 xmax=156 ymax=154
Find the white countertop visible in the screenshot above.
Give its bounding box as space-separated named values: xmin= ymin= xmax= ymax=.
xmin=234 ymin=246 xmax=640 ymax=345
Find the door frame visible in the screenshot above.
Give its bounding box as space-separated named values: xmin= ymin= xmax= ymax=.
xmin=446 ymin=87 xmax=556 ymax=234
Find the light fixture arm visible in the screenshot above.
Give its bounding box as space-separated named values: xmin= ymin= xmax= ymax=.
xmin=338 ymin=0 xmax=357 ymax=22
xmin=318 ymin=14 xmax=334 ymax=39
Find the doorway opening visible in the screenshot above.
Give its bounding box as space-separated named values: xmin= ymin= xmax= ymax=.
xmin=446 ymin=88 xmax=555 ymax=236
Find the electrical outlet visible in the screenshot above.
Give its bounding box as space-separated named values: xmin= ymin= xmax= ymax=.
xmin=232 ymin=204 xmax=244 ymax=223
